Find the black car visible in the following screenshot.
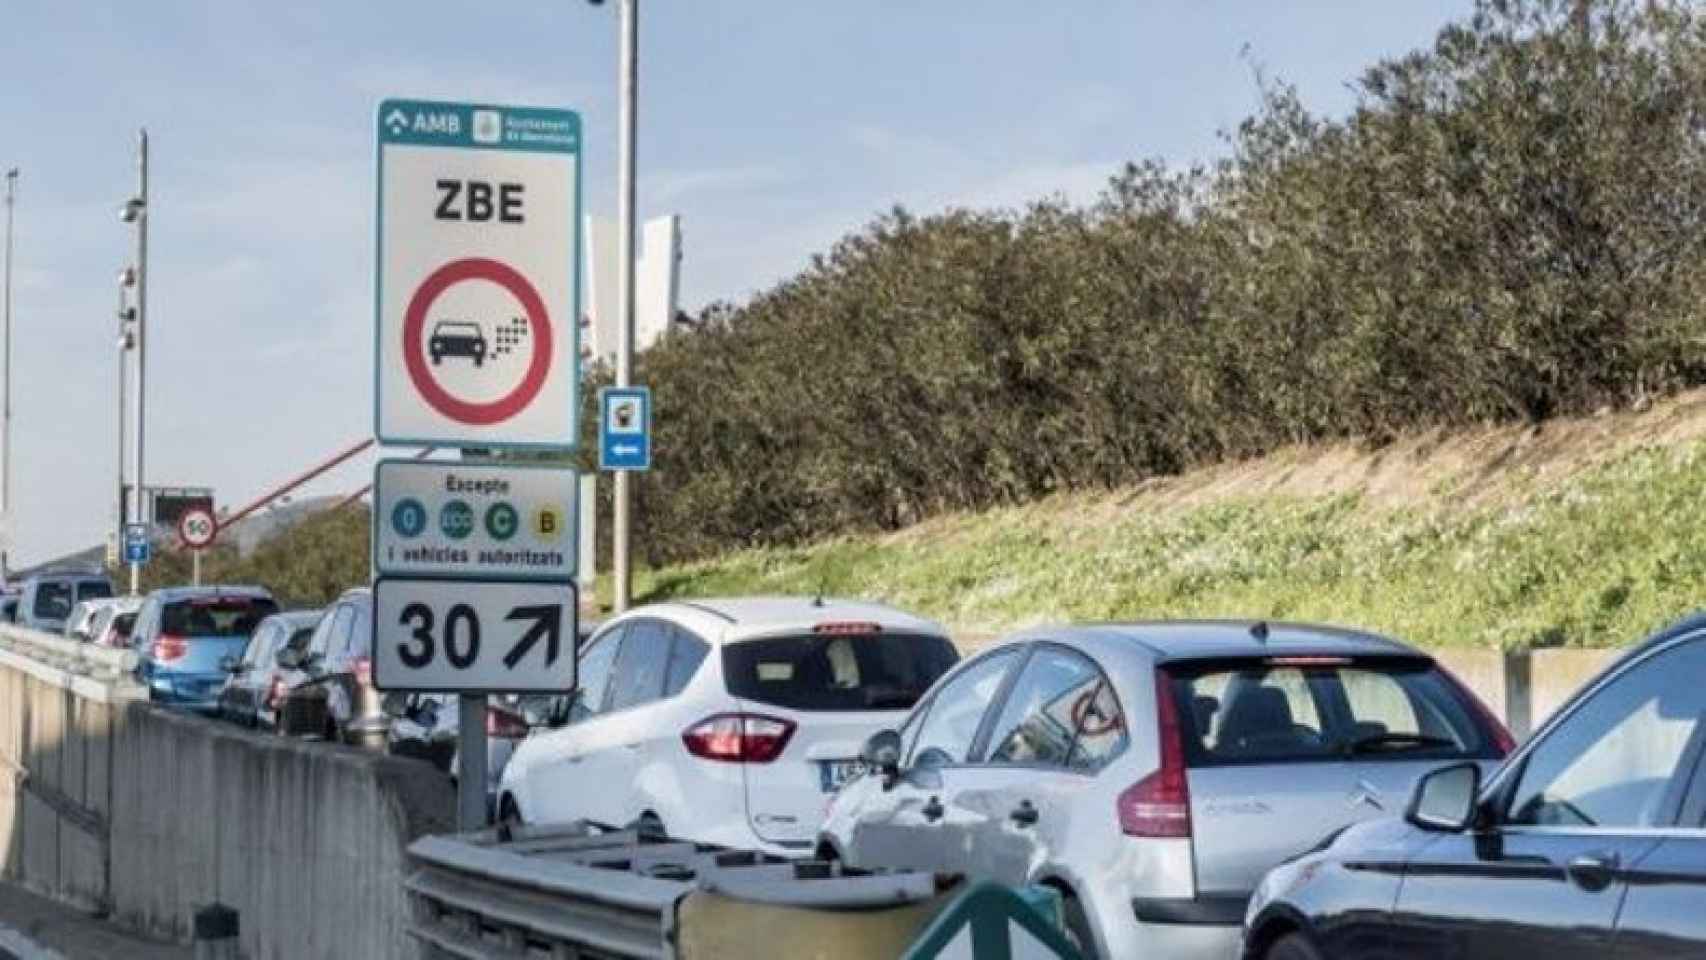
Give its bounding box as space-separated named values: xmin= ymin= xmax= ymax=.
xmin=429 ymin=320 xmax=487 ymax=366
xmin=1243 ymin=614 xmax=1706 ymax=960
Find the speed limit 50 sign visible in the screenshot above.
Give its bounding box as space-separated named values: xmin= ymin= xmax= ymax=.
xmin=372 ymin=578 xmax=577 ymax=693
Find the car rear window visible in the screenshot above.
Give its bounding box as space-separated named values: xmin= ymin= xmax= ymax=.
xmin=723 ymin=632 xmax=960 ymax=712
xmin=77 ymin=581 xmax=113 ymax=603
xmin=162 ymin=596 xmax=278 ymax=638
xmin=33 ymin=583 xmax=74 ymax=620
xmin=112 ymin=612 xmax=138 ymax=639
xmin=1168 ymin=656 xmax=1498 ymax=766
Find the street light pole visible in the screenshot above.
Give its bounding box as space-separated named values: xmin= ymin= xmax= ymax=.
xmin=613 ymin=0 xmax=638 ymax=613
xmin=3 ymin=168 xmax=17 ymax=582
xmin=124 ymin=131 xmax=149 ymax=595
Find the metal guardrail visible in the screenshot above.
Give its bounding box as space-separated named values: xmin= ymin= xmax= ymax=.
xmin=406 ymin=823 xmax=938 ymax=959
xmin=0 ymin=623 xmax=138 ymax=679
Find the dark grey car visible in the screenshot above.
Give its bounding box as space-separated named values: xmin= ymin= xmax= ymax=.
xmin=218 ymin=610 xmax=321 ymax=729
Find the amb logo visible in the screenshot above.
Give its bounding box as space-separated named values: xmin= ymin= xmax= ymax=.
xmin=384 ymin=107 xmax=461 ymax=137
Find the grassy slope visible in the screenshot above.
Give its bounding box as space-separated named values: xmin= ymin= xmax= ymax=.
xmin=618 ymin=393 xmax=1706 ymax=650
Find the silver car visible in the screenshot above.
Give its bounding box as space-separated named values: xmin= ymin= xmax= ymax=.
xmin=818 ymin=621 xmax=1513 ymax=959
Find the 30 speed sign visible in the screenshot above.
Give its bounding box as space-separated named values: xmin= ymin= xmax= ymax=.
xmin=371 ymin=578 xmax=577 ymax=692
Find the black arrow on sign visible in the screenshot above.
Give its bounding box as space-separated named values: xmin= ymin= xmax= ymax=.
xmin=503 ymin=604 xmax=562 ymax=669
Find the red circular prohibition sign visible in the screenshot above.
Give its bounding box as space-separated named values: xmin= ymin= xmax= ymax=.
xmin=402 ymin=257 xmax=553 ymax=425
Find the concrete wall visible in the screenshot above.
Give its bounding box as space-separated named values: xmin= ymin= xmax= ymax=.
xmin=0 ymin=627 xmax=454 ymax=958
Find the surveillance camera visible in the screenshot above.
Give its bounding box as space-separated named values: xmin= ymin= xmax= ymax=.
xmin=118 ymin=267 xmax=136 ymax=287
xmin=119 ymin=198 xmax=144 ymax=223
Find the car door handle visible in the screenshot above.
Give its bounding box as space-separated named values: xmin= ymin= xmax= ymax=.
xmin=1566 ymin=851 xmax=1621 ymax=891
xmin=922 ymin=796 xmax=945 ymax=823
xmin=1009 ymin=800 xmax=1039 ymax=827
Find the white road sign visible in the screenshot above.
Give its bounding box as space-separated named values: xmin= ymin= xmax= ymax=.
xmin=373 ymin=460 xmax=576 ymax=581
xmin=372 ymin=578 xmax=577 ymax=693
xmin=375 ymin=99 xmax=582 ymax=448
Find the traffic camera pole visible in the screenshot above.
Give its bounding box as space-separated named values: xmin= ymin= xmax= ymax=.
xmin=128 ymin=130 xmax=149 ymax=595
xmin=612 ymin=0 xmax=638 ymax=614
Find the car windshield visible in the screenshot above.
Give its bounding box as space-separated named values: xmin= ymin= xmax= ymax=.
xmin=434 ymin=322 xmax=480 ymax=336
xmin=161 ymin=596 xmax=279 ymax=638
xmin=1168 ymin=656 xmax=1495 ymax=765
xmin=112 ymin=612 xmax=137 ymax=639
xmin=33 ymin=583 xmax=74 ymax=620
xmin=722 ymin=632 xmax=960 ymax=712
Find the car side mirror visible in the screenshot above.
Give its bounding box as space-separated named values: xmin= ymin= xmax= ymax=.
xmin=275 ymin=647 xmax=305 ymax=670
xmin=861 ymin=729 xmax=903 ymax=789
xmin=218 ymin=655 xmax=241 ymax=674
xmin=1406 ymin=762 xmax=1481 ymax=833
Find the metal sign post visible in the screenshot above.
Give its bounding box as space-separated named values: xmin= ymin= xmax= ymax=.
xmin=373 ymin=99 xmax=582 ymax=832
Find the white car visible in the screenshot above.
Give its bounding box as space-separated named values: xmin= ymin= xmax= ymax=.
xmin=497 ymin=597 xmax=961 ymax=855
xmin=818 ymin=622 xmax=1512 ymax=959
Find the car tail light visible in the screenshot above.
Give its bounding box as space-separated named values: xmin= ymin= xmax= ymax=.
xmin=353 ymin=656 xmax=373 ymax=688
xmin=1263 ymin=656 xmax=1352 ymax=667
xmin=1117 ymin=672 xmax=1192 ymax=838
xmin=152 ymin=634 xmax=188 ymax=663
xmin=486 ymin=707 xmax=528 ymax=740
xmin=265 ymin=676 xmax=287 ymax=711
xmin=682 ymin=713 xmax=796 ymax=763
xmin=1438 ymin=666 xmax=1516 ymax=755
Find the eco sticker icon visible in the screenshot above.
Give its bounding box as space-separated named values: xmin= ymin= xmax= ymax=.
xmin=439 ymin=500 xmax=476 ymax=540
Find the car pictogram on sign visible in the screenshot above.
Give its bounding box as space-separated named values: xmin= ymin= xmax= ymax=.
xmin=429 ymin=321 xmax=488 ymax=367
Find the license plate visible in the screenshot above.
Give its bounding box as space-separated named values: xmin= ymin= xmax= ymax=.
xmin=818 ymin=759 xmax=863 ymax=793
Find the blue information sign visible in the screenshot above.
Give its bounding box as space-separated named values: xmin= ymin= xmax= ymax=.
xmin=599 ymin=387 xmax=652 ymax=471
xmin=123 ymin=523 xmax=151 ymax=565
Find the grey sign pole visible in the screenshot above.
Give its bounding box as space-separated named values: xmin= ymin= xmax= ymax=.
xmin=457 ymin=691 xmax=487 ymax=830
xmin=457 ymin=448 xmax=488 ymax=832
xmin=612 ymin=0 xmax=638 ymax=614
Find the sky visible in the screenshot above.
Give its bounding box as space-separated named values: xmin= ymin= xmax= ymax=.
xmin=0 ymin=1 xmax=1471 ymax=567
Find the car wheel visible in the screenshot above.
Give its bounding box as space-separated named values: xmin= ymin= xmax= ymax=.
xmin=498 ymin=795 xmax=523 ymax=827
xmin=1058 ymin=891 xmax=1098 ymax=960
xmin=1265 ymin=933 xmax=1325 ymax=960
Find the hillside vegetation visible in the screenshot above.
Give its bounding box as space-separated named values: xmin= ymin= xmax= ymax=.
xmin=582 ymin=0 xmax=1706 ymax=564
xmin=624 ymin=391 xmax=1706 ymax=650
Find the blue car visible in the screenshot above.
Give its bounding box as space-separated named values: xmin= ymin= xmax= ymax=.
xmin=132 ymin=586 xmax=279 ymax=714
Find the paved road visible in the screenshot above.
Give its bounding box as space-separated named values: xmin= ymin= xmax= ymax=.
xmin=0 ymin=883 xmax=188 ymax=960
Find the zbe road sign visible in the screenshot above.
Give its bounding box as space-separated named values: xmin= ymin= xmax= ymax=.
xmin=178 ymin=506 xmax=217 ymax=550
xmin=371 ymin=577 xmax=577 ymax=693
xmin=375 ymin=99 xmax=582 ymax=448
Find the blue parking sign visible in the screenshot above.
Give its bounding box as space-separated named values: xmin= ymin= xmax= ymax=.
xmin=599 ymin=387 xmax=651 ymax=471
xmin=123 ymin=523 xmax=151 ymax=565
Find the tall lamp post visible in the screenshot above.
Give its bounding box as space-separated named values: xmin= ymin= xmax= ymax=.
xmin=3 ymin=168 xmax=17 ymax=582
xmin=119 ymin=131 xmax=148 ymax=595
